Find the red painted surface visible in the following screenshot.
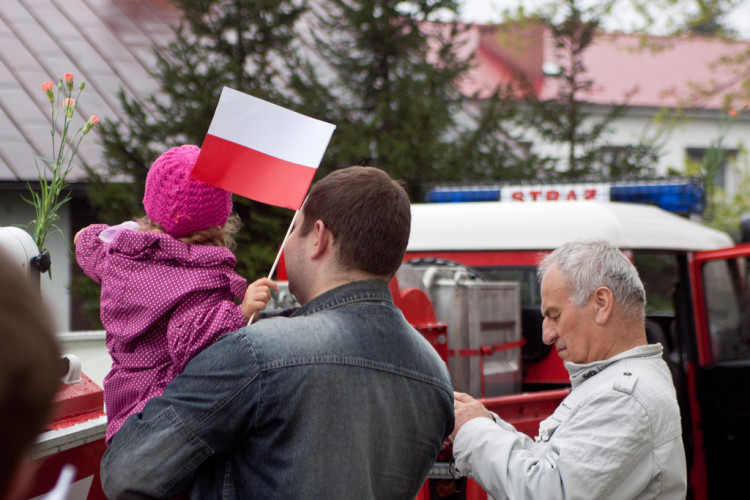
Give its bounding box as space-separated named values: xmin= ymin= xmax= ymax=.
xmin=483 ymin=389 xmax=570 ymax=438
xmin=681 ymin=245 xmax=750 ymax=499
xmin=523 ymin=347 xmax=570 ymax=385
xmin=390 ymin=275 xmax=449 ymax=366
xmin=27 ymin=373 xmax=107 ymax=499
xmin=26 ymin=440 xmax=106 ymax=499
xmin=48 ymin=374 xmax=105 ymax=430
xmin=405 ymin=250 xmax=548 ymax=267
xmin=688 ymin=252 xmax=712 ymax=366
xmin=416 ymin=324 xmax=450 ymax=367
xmin=392 ymin=284 xmax=438 ymax=325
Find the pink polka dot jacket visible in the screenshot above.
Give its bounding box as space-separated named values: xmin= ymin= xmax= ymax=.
xmin=75 ymin=223 xmax=247 ymax=443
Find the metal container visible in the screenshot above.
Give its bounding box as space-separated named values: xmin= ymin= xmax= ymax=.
xmin=400 ymin=262 xmax=522 ymax=397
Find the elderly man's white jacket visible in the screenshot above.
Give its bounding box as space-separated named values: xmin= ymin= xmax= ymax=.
xmin=453 ymin=344 xmax=687 ymax=500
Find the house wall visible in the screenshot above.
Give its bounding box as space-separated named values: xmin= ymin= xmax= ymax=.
xmin=508 ymin=106 xmax=750 ymax=196
xmin=657 ymin=112 xmax=750 ymax=197
xmin=603 ymin=110 xmax=750 ymax=197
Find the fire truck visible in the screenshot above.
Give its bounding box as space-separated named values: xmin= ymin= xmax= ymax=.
xmin=9 ymin=179 xmax=750 ymax=499
xmin=406 ymin=180 xmax=750 ymax=499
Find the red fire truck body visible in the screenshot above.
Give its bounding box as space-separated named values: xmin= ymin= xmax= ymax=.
xmin=406 ymin=198 xmax=750 ymax=499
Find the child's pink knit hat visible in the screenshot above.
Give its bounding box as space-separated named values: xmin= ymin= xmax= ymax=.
xmin=143 ymin=145 xmax=232 ymax=237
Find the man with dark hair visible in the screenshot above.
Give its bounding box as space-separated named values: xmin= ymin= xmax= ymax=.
xmin=450 ymin=239 xmax=686 ymax=499
xmin=101 ymin=166 xmax=454 ymax=499
xmin=0 ymin=248 xmax=60 ymax=500
xmin=296 ymin=166 xmax=411 ymax=277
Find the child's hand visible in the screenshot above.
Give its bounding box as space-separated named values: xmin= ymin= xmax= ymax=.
xmin=242 ymin=278 xmax=279 ymax=322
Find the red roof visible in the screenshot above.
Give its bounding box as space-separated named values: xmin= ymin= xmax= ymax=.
xmin=0 ymin=0 xmax=179 ymax=182
xmin=460 ymin=23 xmax=749 ymax=110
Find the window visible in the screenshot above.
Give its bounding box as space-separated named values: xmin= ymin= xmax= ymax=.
xmin=632 ymin=252 xmax=679 ymax=314
xmin=686 ymin=147 xmax=737 ymax=192
xmin=600 ymin=145 xmax=658 ymax=178
xmin=475 ymin=266 xmax=540 ymax=308
xmin=702 ymin=258 xmax=750 ymax=362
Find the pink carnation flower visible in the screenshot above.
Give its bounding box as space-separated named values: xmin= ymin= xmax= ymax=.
xmin=63 ymin=72 xmax=74 ymax=91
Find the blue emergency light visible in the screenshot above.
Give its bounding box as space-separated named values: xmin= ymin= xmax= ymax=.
xmin=425 ymin=188 xmax=500 ymax=203
xmin=610 ymin=181 xmax=704 ymax=215
xmin=424 ymin=179 xmax=705 ymax=215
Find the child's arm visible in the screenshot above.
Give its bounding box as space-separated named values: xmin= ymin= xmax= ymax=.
xmin=241 ymin=278 xmax=279 ymax=322
xmin=74 ymin=224 xmax=111 ymax=284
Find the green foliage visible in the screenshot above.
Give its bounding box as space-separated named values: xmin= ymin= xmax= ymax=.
xmin=709 ymin=180 xmax=750 ymax=241
xmin=685 ymin=110 xmax=742 ymax=225
xmin=286 ymin=0 xmax=527 ymax=200
xmin=702 ymin=136 xmax=750 ymax=240
xmin=510 ymin=0 xmax=660 ymax=179
xmin=679 ymin=107 xmax=750 ymax=240
xmin=618 ymin=0 xmax=741 ymax=37
xmin=665 ymin=0 xmax=740 ymax=36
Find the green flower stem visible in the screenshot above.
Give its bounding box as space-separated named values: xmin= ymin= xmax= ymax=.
xmin=25 ymin=74 xmax=98 ymax=277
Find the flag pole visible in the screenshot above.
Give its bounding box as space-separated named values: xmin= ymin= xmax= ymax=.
xmin=247 ymin=199 xmax=305 ymax=325
xmin=267 ymin=208 xmax=300 ymax=281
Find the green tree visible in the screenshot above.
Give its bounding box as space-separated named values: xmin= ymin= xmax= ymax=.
xmin=631 ymin=0 xmax=742 ymax=36
xmin=684 ymin=108 xmax=749 ymax=235
xmin=507 ymin=0 xmax=660 ymax=179
xmin=78 ymin=0 xmax=307 ymax=325
xmin=710 ymin=163 xmax=750 ymax=241
xmin=286 ymin=0 xmax=527 ymax=200
xmin=682 ymin=0 xmax=738 ymax=35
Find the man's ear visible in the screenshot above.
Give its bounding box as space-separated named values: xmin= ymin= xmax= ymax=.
xmin=310 ymin=220 xmax=331 ymax=259
xmin=593 ymin=286 xmax=614 ymax=325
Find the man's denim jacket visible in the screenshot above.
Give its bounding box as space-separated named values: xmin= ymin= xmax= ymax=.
xmin=100 ymin=279 xmax=454 ymax=499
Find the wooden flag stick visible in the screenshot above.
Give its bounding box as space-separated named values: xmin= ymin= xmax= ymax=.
xmin=247 ymin=206 xmax=303 ymax=325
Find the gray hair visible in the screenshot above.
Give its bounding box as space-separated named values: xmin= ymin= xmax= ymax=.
xmin=537 ymin=239 xmax=646 ymax=319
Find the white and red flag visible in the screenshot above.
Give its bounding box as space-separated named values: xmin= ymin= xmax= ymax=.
xmin=191 ymin=87 xmax=336 ymax=210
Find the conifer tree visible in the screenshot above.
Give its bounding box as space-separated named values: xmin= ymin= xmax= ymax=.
xmin=286 ymin=0 xmax=527 ymax=200
xmin=90 ymin=0 xmax=305 ymax=270
xmin=509 ymin=0 xmax=660 ymax=179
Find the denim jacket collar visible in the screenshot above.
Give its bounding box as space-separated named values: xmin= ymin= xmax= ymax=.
xmin=291 ymin=279 xmax=393 ymax=317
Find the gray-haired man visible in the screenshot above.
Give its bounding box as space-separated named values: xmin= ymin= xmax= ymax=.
xmin=451 ymin=239 xmax=687 ymax=499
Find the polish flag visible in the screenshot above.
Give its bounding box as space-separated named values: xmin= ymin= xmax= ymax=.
xmin=191 ymin=87 xmax=336 ymax=210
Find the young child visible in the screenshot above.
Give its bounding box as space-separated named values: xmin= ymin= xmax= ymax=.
xmin=75 ymin=144 xmax=275 ymax=443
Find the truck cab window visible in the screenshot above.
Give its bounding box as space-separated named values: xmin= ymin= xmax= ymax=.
xmin=702 ymin=258 xmax=750 ymax=362
xmin=632 ymin=252 xmax=679 ymax=315
xmin=475 ymin=267 xmax=541 ymax=308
